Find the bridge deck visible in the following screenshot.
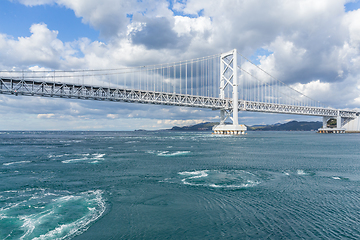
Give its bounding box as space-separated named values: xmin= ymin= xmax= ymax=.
xmin=0 ymin=78 xmax=357 ymax=118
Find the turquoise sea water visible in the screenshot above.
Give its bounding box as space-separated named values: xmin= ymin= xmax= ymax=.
xmin=1 ymin=131 xmax=360 ymax=239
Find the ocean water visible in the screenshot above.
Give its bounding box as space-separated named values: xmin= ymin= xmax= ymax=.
xmin=1 ymin=131 xmax=360 ymax=239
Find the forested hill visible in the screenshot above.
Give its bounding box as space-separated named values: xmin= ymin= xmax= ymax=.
xmin=247 ymin=121 xmax=322 ymax=131
xmin=169 ymin=121 xmax=322 ymax=131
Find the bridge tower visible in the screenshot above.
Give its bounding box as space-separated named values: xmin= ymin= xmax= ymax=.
xmin=213 ymin=49 xmax=247 ymax=135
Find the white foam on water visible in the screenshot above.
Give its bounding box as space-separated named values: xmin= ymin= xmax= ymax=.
xmin=158 ymin=151 xmax=190 ymax=157
xmin=62 ymin=153 xmax=105 ymax=164
xmin=33 ymin=191 xmax=105 ymax=239
xmin=19 ymin=209 xmax=55 ymax=240
xmin=48 ymin=154 xmax=64 ymax=159
xmin=188 ymin=171 xmax=209 ymax=179
xmin=178 ymin=170 xmax=260 ymax=189
xmin=59 ymin=140 xmax=82 ymax=143
xmin=0 ymin=189 xmax=106 ymax=240
xmin=146 ymin=150 xmax=191 ymax=157
xmin=62 ymin=158 xmax=88 ymax=164
xmin=179 ymin=170 xmax=208 ymax=176
xmin=157 ymin=151 xmax=169 ymax=155
xmin=0 ymin=213 xmax=7 ymax=220
xmin=296 ymin=169 xmax=307 ymax=175
xmin=93 ymin=153 xmax=105 ymax=159
xmin=179 ymin=170 xmax=208 ymax=185
xmin=43 ymin=192 xmax=59 ymax=197
xmin=208 ymin=182 xmax=257 ymax=188
xmin=3 ymin=161 xmax=31 ymax=166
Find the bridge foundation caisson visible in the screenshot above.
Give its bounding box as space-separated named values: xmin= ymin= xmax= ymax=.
xmin=213 ymin=123 xmax=247 ymax=135
xmin=213 ymin=49 xmax=247 ymax=135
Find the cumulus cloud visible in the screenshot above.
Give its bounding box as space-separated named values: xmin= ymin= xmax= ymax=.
xmin=129 ymin=17 xmax=191 ymax=50
xmin=1 ymin=0 xmax=360 ymax=130
xmin=0 ymin=23 xmax=65 ymax=69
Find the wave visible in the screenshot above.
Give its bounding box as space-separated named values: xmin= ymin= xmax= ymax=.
xmin=62 ymin=153 xmax=105 ymax=164
xmin=59 ymin=140 xmax=83 ymax=143
xmin=178 ymin=170 xmax=261 ymax=189
xmin=3 ymin=161 xmax=31 ymax=166
xmin=282 ymin=169 xmax=315 ymax=176
xmin=158 ymin=151 xmax=190 ymax=157
xmin=296 ymin=169 xmax=307 ymax=175
xmin=0 ymin=189 xmax=106 ymax=240
xmin=48 ymin=154 xmax=65 ymax=158
xmin=146 ymin=150 xmax=191 ymax=157
xmin=331 ymin=176 xmax=349 ymax=181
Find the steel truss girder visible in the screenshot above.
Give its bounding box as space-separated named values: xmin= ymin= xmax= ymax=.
xmin=0 ymin=78 xmax=358 ymax=119
xmin=0 ymin=78 xmax=227 ymax=109
xmin=239 ymin=100 xmax=357 ymax=118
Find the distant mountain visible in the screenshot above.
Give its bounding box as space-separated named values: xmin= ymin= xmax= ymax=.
xmin=170 ymin=122 xmax=218 ymax=131
xmin=168 ymin=121 xmax=322 ymax=132
xmin=247 ymin=121 xmax=322 ymax=131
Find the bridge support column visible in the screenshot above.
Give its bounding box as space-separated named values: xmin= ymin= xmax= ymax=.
xmin=323 ymin=117 xmax=329 ymax=129
xmin=318 ymin=113 xmax=346 ymax=133
xmin=213 ymin=49 xmax=247 ymax=135
xmin=337 ymin=114 xmax=342 ymax=129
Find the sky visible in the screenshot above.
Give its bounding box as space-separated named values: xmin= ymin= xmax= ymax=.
xmin=0 ymin=0 xmax=360 ymax=130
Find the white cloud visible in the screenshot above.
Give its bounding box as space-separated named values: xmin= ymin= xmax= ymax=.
xmin=291 ymin=80 xmax=331 ymax=104
xmin=0 ymin=23 xmax=80 ymax=70
xmin=1 ymin=0 xmax=360 ymax=130
xmin=173 ymin=16 xmax=212 ymax=36
xmin=37 ymin=113 xmax=55 ymax=119
xmin=106 ymin=114 xmax=118 ymax=119
xmin=156 ymin=119 xmax=206 ymax=127
xmin=13 ymin=0 xmax=55 ymax=6
xmin=344 ymin=9 xmax=360 ymax=47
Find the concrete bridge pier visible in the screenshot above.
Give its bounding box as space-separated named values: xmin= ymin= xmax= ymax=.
xmin=213 ymin=109 xmax=247 ymax=135
xmin=318 ymin=114 xmax=346 ymax=133
xmin=318 ymin=113 xmax=360 ymax=133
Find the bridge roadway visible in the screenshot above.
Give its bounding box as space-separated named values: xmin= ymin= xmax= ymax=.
xmin=1 ymin=78 xmax=358 ymax=119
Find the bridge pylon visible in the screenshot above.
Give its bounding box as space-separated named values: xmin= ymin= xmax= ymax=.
xmin=213 ymin=49 xmax=247 ymax=135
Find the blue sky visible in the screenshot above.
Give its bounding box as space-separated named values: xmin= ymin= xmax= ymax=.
xmin=345 ymin=0 xmax=360 ymax=11
xmin=0 ymin=1 xmax=99 ymax=42
xmin=0 ymin=0 xmax=360 ymax=130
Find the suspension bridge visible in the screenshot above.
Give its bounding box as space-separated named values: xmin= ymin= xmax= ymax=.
xmin=0 ymin=49 xmax=359 ymax=134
